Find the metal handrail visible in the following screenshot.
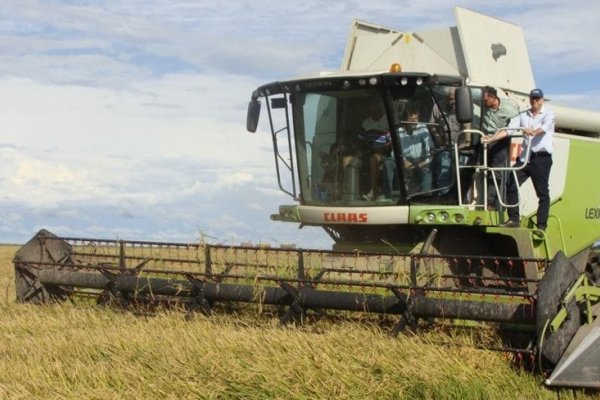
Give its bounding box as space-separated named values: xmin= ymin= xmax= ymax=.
xmin=455 ymin=127 xmax=531 ymax=209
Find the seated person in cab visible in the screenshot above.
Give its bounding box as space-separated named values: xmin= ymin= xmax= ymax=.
xmin=398 ymin=106 xmax=434 ymax=193
xmin=429 ymin=88 xmax=471 ymax=195
xmin=430 ymin=88 xmax=457 ymax=192
xmin=343 ymin=98 xmax=392 ymax=201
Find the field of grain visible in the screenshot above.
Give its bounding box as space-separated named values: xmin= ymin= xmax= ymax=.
xmin=0 ymin=244 xmax=597 ymax=399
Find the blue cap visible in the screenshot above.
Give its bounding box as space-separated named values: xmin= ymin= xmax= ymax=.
xmin=529 ymin=88 xmax=544 ymax=98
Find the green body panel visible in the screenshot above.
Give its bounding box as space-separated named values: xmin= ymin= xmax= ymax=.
xmin=408 ymin=205 xmax=547 ymax=263
xmin=539 ymin=137 xmax=600 ymax=258
xmin=407 ymin=135 xmax=600 ymax=260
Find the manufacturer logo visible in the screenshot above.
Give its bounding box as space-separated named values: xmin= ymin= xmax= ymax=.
xmin=323 ymin=212 xmax=368 ymax=223
xmin=585 ymin=207 xmax=600 ymax=219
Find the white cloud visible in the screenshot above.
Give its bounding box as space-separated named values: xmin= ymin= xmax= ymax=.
xmin=0 ymin=74 xmax=270 ymax=160
xmin=10 ymin=156 xmax=88 ymax=186
xmin=217 ymin=172 xmax=254 ymax=188
xmin=2 ymin=1 xmax=600 ymax=81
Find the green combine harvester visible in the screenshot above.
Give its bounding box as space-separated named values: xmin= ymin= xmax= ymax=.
xmin=12 ymin=8 xmax=600 ymax=388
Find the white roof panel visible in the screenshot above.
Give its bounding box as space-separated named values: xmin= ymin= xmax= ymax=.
xmin=455 ymin=7 xmax=535 ymax=92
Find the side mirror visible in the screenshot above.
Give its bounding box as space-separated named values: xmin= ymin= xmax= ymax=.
xmin=246 ymin=98 xmax=261 ymax=133
xmin=455 ymin=86 xmax=473 ymax=124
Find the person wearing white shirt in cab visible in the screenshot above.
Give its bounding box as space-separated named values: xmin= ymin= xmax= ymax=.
xmin=502 ymin=88 xmax=555 ymax=230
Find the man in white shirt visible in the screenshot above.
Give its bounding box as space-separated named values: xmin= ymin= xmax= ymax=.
xmin=502 ymin=88 xmax=555 ymax=230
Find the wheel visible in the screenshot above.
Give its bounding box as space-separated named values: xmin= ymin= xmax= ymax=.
xmin=536 ymin=251 xmax=581 ymax=365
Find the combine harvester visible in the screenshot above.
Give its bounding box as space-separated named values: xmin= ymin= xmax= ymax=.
xmin=12 ymin=8 xmax=600 ymax=387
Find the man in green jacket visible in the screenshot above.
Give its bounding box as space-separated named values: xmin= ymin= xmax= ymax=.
xmin=480 ymin=86 xmax=518 ymax=210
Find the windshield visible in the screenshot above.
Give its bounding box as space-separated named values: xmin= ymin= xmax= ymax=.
xmin=292 ymin=83 xmax=462 ymax=206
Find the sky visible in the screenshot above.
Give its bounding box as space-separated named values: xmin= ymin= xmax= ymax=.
xmin=1 ymin=0 xmax=599 ymax=248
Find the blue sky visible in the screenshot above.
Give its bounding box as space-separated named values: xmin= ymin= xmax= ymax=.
xmin=1 ymin=1 xmax=599 ymax=247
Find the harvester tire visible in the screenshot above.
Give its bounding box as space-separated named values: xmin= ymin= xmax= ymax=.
xmin=539 ymin=299 xmax=581 ymax=365
xmin=536 ymin=251 xmax=581 ymax=365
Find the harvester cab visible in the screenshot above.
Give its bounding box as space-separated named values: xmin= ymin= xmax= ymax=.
xmin=247 ymin=7 xmax=600 ymax=263
xmin=12 ymin=7 xmax=600 ymax=389
xmin=249 ymin=71 xmax=497 ymax=251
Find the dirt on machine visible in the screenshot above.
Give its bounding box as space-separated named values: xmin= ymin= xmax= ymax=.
xmin=12 ymin=7 xmax=600 ymax=388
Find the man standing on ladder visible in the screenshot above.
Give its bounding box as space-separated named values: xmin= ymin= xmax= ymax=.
xmin=503 ymin=88 xmax=555 ymax=230
xmin=481 ymin=86 xmax=519 ymax=210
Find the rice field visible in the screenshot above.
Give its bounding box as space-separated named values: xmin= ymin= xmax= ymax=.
xmin=0 ymin=244 xmax=597 ymax=399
